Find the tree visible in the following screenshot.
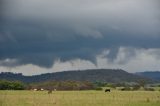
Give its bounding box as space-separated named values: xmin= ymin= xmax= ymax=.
xmin=0 ymin=80 xmax=25 ymax=90
xmin=137 ymin=79 xmax=146 ymax=88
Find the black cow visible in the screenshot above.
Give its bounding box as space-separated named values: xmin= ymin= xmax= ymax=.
xmin=121 ymin=88 xmax=125 ymax=91
xmin=105 ymin=89 xmax=111 ymax=92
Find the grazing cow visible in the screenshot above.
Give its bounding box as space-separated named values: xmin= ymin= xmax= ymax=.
xmin=121 ymin=88 xmax=125 ymax=91
xmin=48 ymin=90 xmax=52 ymax=94
xmin=105 ymin=89 xmax=111 ymax=92
xmin=40 ymin=88 xmax=44 ymax=91
xmin=33 ymin=88 xmax=37 ymax=91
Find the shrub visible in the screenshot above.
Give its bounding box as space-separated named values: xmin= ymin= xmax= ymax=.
xmin=95 ymin=87 xmax=103 ymax=91
xmin=132 ymin=85 xmax=140 ymax=91
xmin=121 ymin=87 xmax=131 ymax=91
xmin=144 ymin=87 xmax=155 ymax=91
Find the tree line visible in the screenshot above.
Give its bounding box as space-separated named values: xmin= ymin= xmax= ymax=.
xmin=0 ymin=79 xmax=159 ymax=91
xmin=27 ymin=80 xmax=95 ymax=90
xmin=0 ymin=80 xmax=95 ymax=90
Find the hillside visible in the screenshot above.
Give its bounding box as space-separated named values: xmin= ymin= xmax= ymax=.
xmin=0 ymin=69 xmax=151 ymax=83
xmin=136 ymin=71 xmax=160 ymax=81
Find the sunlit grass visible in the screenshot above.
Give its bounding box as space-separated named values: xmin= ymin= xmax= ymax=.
xmin=0 ymin=90 xmax=160 ymax=106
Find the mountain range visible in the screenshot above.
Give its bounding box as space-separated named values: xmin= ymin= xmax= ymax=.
xmin=0 ymin=69 xmax=152 ymax=83
xmin=135 ymin=71 xmax=160 ymax=82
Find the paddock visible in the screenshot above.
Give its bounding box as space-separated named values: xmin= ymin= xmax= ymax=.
xmin=0 ymin=90 xmax=160 ymax=106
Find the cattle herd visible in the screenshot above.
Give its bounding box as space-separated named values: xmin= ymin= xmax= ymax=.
xmin=32 ymin=87 xmax=158 ymax=94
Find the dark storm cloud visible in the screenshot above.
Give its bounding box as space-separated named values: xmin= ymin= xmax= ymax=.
xmin=0 ymin=0 xmax=4 ymax=19
xmin=0 ymin=0 xmax=160 ymax=67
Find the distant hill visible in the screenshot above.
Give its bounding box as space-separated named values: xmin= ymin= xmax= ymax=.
xmin=135 ymin=71 xmax=160 ymax=81
xmin=0 ymin=69 xmax=151 ymax=83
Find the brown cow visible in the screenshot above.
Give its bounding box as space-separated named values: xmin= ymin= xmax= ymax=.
xmin=48 ymin=90 xmax=52 ymax=94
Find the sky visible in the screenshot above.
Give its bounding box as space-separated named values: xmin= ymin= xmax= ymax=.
xmin=0 ymin=0 xmax=160 ymax=75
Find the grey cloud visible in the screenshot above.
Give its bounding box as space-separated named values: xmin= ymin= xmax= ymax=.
xmin=0 ymin=59 xmax=18 ymax=67
xmin=0 ymin=0 xmax=160 ymax=68
xmin=3 ymin=0 xmax=160 ymax=32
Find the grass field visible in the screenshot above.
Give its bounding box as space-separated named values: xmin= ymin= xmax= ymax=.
xmin=0 ymin=90 xmax=160 ymax=106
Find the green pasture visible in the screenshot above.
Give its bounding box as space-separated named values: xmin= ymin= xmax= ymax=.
xmin=0 ymin=90 xmax=160 ymax=106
